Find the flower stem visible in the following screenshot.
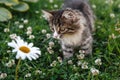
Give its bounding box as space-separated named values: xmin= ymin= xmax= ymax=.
xmin=15 ymin=58 xmax=21 ymax=80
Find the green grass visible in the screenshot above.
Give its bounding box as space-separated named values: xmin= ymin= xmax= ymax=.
xmin=0 ymin=0 xmax=120 ymax=80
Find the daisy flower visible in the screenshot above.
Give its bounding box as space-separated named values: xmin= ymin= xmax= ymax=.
xmin=8 ymin=36 xmax=41 ymax=60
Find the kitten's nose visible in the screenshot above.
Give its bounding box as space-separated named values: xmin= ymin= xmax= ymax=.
xmin=53 ymin=32 xmax=60 ymax=39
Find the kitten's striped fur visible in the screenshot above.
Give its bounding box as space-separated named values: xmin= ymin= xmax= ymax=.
xmin=42 ymin=0 xmax=94 ymax=59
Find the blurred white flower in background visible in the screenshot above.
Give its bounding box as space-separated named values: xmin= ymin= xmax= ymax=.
xmin=46 ymin=33 xmax=51 ymax=39
xmin=50 ymin=60 xmax=57 ymax=67
xmin=35 ymin=11 xmax=39 ymax=14
xmin=68 ymin=60 xmax=73 ymax=64
xmin=14 ymin=21 xmax=19 ymax=25
xmin=57 ymin=56 xmax=62 ymax=63
xmin=118 ymin=4 xmax=120 ymax=8
xmin=19 ymin=24 xmax=24 ymax=29
xmin=90 ymin=68 xmax=99 ymax=76
xmin=9 ymin=34 xmax=17 ymax=40
xmin=27 ymin=26 xmax=32 ymax=31
xmin=49 ymin=0 xmax=53 ymax=3
xmin=81 ymin=62 xmax=88 ymax=69
xmin=26 ymin=31 xmax=32 ymax=35
xmin=49 ymin=41 xmax=54 ymax=47
xmin=92 ymin=4 xmax=96 ymax=9
xmin=110 ymin=13 xmax=115 ymax=18
xmin=29 ymin=35 xmax=35 ymax=39
xmin=47 ymin=47 xmax=54 ymax=54
xmin=77 ymin=61 xmax=82 ymax=66
xmin=105 ymin=0 xmax=113 ymax=4
xmin=25 ymin=73 xmax=31 ymax=78
xmin=26 ymin=26 xmax=32 ymax=35
xmin=0 ymin=73 xmax=7 ymax=79
xmin=21 ymin=18 xmax=24 ymax=21
xmin=5 ymin=59 xmax=15 ymax=67
xmin=109 ymin=33 xmax=116 ymax=39
xmin=35 ymin=70 xmax=42 ymax=75
xmin=54 ymin=4 xmax=58 ymax=8
xmin=79 ymin=50 xmax=85 ymax=54
xmin=77 ymin=53 xmax=85 ymax=60
xmin=4 ymin=28 xmax=10 ymax=32
xmin=8 ymin=36 xmax=41 ymax=60
xmin=41 ymin=29 xmax=47 ymax=34
xmin=23 ymin=19 xmax=29 ymax=24
xmin=95 ymin=58 xmax=102 ymax=65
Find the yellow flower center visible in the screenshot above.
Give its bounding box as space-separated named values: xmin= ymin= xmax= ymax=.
xmin=19 ymin=46 xmax=30 ymax=53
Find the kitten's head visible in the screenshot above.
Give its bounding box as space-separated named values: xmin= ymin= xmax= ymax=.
xmin=42 ymin=8 xmax=86 ymax=39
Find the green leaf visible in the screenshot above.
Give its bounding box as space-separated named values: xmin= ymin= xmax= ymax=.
xmin=0 ymin=0 xmax=5 ymax=3
xmin=23 ymin=0 xmax=38 ymax=3
xmin=0 ymin=0 xmax=19 ymax=6
xmin=0 ymin=7 xmax=12 ymax=22
xmin=10 ymin=2 xmax=29 ymax=12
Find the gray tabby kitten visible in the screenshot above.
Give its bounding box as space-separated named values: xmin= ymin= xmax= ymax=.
xmin=42 ymin=0 xmax=94 ymax=59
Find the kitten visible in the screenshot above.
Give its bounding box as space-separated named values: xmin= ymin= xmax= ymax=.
xmin=42 ymin=0 xmax=95 ymax=59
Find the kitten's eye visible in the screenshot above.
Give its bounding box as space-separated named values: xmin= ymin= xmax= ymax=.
xmin=67 ymin=28 xmax=75 ymax=33
xmin=60 ymin=28 xmax=68 ymax=34
xmin=60 ymin=28 xmax=65 ymax=31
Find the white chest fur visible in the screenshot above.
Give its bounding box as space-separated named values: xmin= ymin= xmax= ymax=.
xmin=61 ymin=16 xmax=86 ymax=47
xmin=61 ymin=29 xmax=84 ymax=46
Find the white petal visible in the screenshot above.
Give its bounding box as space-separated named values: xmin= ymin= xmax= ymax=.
xmin=31 ymin=48 xmax=41 ymax=55
xmin=17 ymin=51 xmax=26 ymax=60
xmin=30 ymin=55 xmax=37 ymax=60
xmin=32 ymin=47 xmax=40 ymax=50
xmin=26 ymin=55 xmax=32 ymax=61
xmin=30 ymin=53 xmax=39 ymax=58
xmin=8 ymin=40 xmax=17 ymax=48
xmin=15 ymin=37 xmax=24 ymax=47
xmin=16 ymin=53 xmax=21 ymax=59
xmin=12 ymin=49 xmax=18 ymax=53
xmin=35 ymin=50 xmax=41 ymax=55
xmin=24 ymin=42 xmax=28 ymax=46
xmin=28 ymin=43 xmax=33 ymax=47
xmin=21 ymin=54 xmax=26 ymax=60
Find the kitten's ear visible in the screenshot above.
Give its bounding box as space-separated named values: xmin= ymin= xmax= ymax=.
xmin=42 ymin=10 xmax=53 ymax=21
xmin=62 ymin=10 xmax=77 ymax=23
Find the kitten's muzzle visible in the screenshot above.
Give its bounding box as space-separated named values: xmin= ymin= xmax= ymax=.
xmin=53 ymin=32 xmax=61 ymax=39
